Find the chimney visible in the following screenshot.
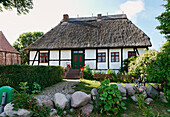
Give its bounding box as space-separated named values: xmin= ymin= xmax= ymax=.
xmin=97 ymin=14 xmax=102 ymax=22
xmin=63 ymin=14 xmax=69 ymax=22
xmin=97 ymin=14 xmax=102 ymax=19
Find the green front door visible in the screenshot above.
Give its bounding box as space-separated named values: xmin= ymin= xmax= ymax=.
xmin=72 ymin=50 xmax=84 ymax=69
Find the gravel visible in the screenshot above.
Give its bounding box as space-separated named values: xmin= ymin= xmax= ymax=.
xmin=39 ymin=80 xmax=80 ymax=100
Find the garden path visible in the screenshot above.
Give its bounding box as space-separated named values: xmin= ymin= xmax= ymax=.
xmin=39 ymin=79 xmax=80 ymax=100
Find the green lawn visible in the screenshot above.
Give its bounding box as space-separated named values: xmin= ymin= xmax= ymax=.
xmin=72 ymin=79 xmax=170 ymax=117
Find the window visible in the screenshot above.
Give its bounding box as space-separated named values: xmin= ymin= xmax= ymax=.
xmin=40 ymin=53 xmax=48 ymax=63
xmin=128 ymin=51 xmax=136 ymax=58
xmin=98 ymin=52 xmax=106 ymax=62
xmin=111 ymin=52 xmax=119 ymax=62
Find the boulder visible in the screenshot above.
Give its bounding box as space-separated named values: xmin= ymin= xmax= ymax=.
xmin=124 ymin=84 xmax=135 ymax=96
xmin=117 ymin=84 xmax=126 ymax=97
xmin=71 ymin=91 xmax=91 ymax=108
xmin=145 ymin=98 xmax=153 ymax=103
xmin=146 ymin=85 xmax=159 ymax=99
xmin=91 ymin=88 xmax=99 ymax=108
xmin=54 ymin=93 xmax=69 ymax=109
xmin=131 ymin=96 xmax=138 ymax=102
xmin=42 ymin=100 xmax=54 ymax=109
xmin=3 ymin=103 xmax=30 ymax=117
xmin=33 ymin=95 xmax=54 ymax=108
xmin=81 ymin=104 xmax=93 ymax=116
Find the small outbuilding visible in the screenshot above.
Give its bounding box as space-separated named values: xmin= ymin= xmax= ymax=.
xmin=0 ymin=31 xmax=21 ymax=65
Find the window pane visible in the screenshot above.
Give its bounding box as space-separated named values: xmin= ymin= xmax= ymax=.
xmin=116 ymin=53 xmax=119 ymax=55
xmin=98 ymin=53 xmax=101 ymax=56
xmin=116 ymin=57 xmax=119 ymax=62
xmin=41 ymin=54 xmax=44 ymax=56
xmin=45 ymin=57 xmax=48 ymax=62
xmin=45 ymin=54 xmax=48 ymax=56
xmin=103 ymin=53 xmax=105 ymax=56
xmin=98 ymin=57 xmax=101 ymax=62
xmin=102 ymin=57 xmax=105 ymax=61
xmin=79 ymin=51 xmax=83 ymax=53
xmin=40 ymin=57 xmax=43 ymax=62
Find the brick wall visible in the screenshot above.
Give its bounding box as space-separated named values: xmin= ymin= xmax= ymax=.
xmin=0 ymin=52 xmax=21 ymax=65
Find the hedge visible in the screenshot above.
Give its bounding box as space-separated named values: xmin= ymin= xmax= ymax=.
xmin=0 ymin=65 xmax=63 ymax=92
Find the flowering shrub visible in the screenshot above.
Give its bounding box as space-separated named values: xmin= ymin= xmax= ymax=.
xmin=97 ymin=79 xmax=126 ymax=115
xmin=134 ymin=86 xmax=153 ymax=116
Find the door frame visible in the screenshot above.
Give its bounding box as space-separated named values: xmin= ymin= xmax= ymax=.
xmin=71 ymin=49 xmax=85 ymax=69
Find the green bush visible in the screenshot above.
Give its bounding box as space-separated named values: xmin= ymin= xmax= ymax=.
xmin=0 ymin=65 xmax=63 ymax=92
xmin=97 ymin=79 xmax=126 ymax=115
xmin=83 ymin=65 xmax=93 ymax=79
xmin=128 ymin=50 xmax=158 ymax=77
xmin=118 ymin=56 xmax=136 ymax=75
xmin=12 ymin=82 xmax=51 ymax=117
xmin=146 ymin=41 xmax=170 ymax=100
xmin=106 ymin=69 xmax=117 ymax=82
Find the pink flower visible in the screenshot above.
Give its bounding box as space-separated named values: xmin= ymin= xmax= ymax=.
xmin=142 ymin=87 xmax=145 ymax=89
xmin=138 ymin=88 xmax=142 ymax=92
xmin=146 ymin=103 xmax=150 ymax=105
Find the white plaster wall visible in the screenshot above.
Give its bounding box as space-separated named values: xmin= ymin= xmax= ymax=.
xmin=138 ymin=48 xmax=147 ymax=55
xmin=85 ymin=49 xmax=96 ymax=59
xmin=50 ymin=50 xmax=59 ymax=59
xmin=109 ymin=49 xmax=121 ymax=69
xmin=98 ymin=49 xmax=108 ymax=69
xmin=49 ymin=61 xmax=59 ymax=66
xmin=61 ymin=61 xmax=71 ymax=68
xmin=61 ymin=50 xmax=71 ymax=59
xmin=30 ymin=51 xmax=39 ymax=60
xmin=29 ymin=61 xmax=38 ymax=66
xmin=123 ymin=48 xmax=133 ymax=60
xmin=39 ymin=63 xmax=48 ymax=66
xmin=85 ymin=61 xmax=96 ymax=69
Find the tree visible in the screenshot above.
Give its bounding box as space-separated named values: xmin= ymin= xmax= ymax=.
xmin=0 ymin=0 xmax=33 ymax=15
xmin=156 ymin=0 xmax=170 ymax=40
xmin=13 ymin=32 xmax=44 ymax=64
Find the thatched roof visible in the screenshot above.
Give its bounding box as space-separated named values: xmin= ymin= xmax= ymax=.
xmin=25 ymin=14 xmax=152 ymax=50
xmin=0 ymin=31 xmax=19 ymax=53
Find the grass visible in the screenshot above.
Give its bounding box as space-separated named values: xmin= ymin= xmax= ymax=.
xmin=72 ymin=78 xmax=170 ymax=117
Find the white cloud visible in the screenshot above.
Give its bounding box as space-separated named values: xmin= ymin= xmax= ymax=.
xmin=115 ymin=0 xmax=145 ymax=22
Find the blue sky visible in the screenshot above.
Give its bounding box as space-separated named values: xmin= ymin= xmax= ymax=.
xmin=0 ymin=0 xmax=166 ymax=50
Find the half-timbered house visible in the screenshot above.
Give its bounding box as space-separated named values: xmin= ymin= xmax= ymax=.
xmin=25 ymin=14 xmax=152 ymax=73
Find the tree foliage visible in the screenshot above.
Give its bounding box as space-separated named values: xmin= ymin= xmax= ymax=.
xmin=128 ymin=41 xmax=170 ymax=100
xmin=156 ymin=0 xmax=170 ymax=40
xmin=13 ymin=32 xmax=44 ymax=64
xmin=0 ymin=0 xmax=33 ymax=15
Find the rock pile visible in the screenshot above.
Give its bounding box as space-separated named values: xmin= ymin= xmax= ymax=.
xmin=0 ymin=84 xmax=168 ymax=117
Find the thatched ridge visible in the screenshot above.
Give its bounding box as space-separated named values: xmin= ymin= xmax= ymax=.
xmin=25 ymin=14 xmax=152 ymax=50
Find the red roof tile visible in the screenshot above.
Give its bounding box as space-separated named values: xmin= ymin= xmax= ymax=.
xmin=0 ymin=31 xmax=19 ymax=53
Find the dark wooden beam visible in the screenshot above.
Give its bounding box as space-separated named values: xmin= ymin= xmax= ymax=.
xmin=59 ymin=50 xmax=61 ymax=65
xmin=108 ymin=49 xmax=109 ymax=69
xmin=136 ymin=48 xmax=139 ymax=55
xmin=38 ymin=50 xmax=40 ymax=65
xmin=48 ymin=50 xmax=50 ymax=66
xmin=32 ymin=51 xmax=38 ymax=65
xmin=121 ymin=48 xmax=123 ymax=68
xmin=96 ymin=49 xmax=98 ymax=70
xmin=28 ymin=50 xmax=30 ymax=65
